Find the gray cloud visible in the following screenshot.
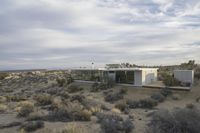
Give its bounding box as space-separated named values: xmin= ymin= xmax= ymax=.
xmin=0 ymin=0 xmax=200 ymax=70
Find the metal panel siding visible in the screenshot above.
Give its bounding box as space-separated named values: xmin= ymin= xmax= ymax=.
xmin=174 ymin=70 xmax=194 ymax=84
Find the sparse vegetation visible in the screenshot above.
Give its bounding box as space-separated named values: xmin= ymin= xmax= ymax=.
xmin=104 ymin=92 xmax=124 ymax=103
xmin=59 ymin=123 xmax=82 ymax=133
xmin=97 ymin=113 xmax=134 ymax=133
xmin=151 ymin=93 xmax=165 ymax=102
xmin=67 ymin=84 xmax=83 ymax=93
xmin=34 ymin=94 xmax=53 ymax=106
xmin=146 ymin=108 xmax=200 ymax=133
xmin=127 ymin=98 xmax=158 ymax=109
xmin=0 ymin=73 xmax=9 ymax=80
xmin=17 ymin=101 xmax=34 ymax=117
xmin=161 ymin=73 xmax=181 ymax=86
xmin=20 ymin=121 xmax=44 ymax=132
xmin=0 ymin=104 xmax=7 ymax=113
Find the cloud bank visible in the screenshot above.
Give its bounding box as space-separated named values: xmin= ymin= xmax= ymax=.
xmin=0 ymin=0 xmax=200 ymax=70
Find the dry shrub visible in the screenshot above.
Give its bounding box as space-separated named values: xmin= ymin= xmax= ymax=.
xmin=115 ymin=101 xmax=129 ymax=112
xmin=151 ymin=93 xmax=165 ymax=102
xmin=51 ymin=97 xmax=63 ymax=110
xmin=0 ymin=104 xmax=8 ymax=113
xmin=67 ymin=85 xmax=83 ymax=93
xmin=34 ymin=94 xmax=53 ymax=106
xmin=21 ymin=120 xmax=44 ymax=132
xmin=104 ymin=92 xmax=124 ymax=103
xmin=46 ymin=102 xmax=90 ymax=122
xmin=127 ymin=98 xmax=158 ymax=109
xmin=6 ymin=95 xmax=27 ymax=102
xmin=74 ymin=109 xmax=92 ymax=121
xmin=0 ymin=96 xmax=7 ymax=103
xmin=17 ymin=101 xmax=34 ymax=117
xmin=59 ymin=123 xmax=83 ymax=133
xmin=27 ymin=111 xmax=45 ymax=121
xmin=89 ymin=106 xmax=102 ymax=115
xmin=97 ymin=113 xmax=134 ymax=133
xmin=111 ymin=108 xmax=121 ymax=114
xmin=186 ymin=103 xmax=195 ymax=109
xmin=146 ymin=108 xmax=200 ymax=133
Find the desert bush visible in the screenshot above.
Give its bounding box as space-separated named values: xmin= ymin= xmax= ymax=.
xmin=46 ymin=102 xmax=86 ymax=122
xmin=26 ymin=111 xmax=45 ymax=121
xmin=186 ymin=103 xmax=195 ymax=109
xmin=46 ymin=106 xmax=71 ymax=122
xmin=0 ymin=96 xmax=7 ymax=103
xmin=89 ymin=106 xmax=102 ymax=115
xmin=6 ymin=95 xmax=27 ymax=102
xmin=34 ymin=94 xmax=53 ymax=106
xmin=21 ymin=120 xmax=44 ymax=132
xmin=115 ymin=101 xmax=129 ymax=112
xmin=59 ymin=123 xmax=82 ymax=133
xmin=146 ymin=108 xmax=200 ymax=133
xmin=0 ymin=104 xmax=8 ymax=113
xmin=97 ymin=113 xmax=134 ymax=133
xmin=126 ymin=99 xmax=139 ymax=109
xmin=127 ymin=98 xmax=157 ymax=109
xmin=104 ymin=92 xmax=124 ymax=103
xmin=91 ymin=81 xmax=114 ymax=92
xmin=56 ymin=78 xmax=66 ymax=87
xmin=73 ymin=109 xmax=92 ymax=121
xmin=119 ymin=88 xmax=128 ymax=94
xmin=17 ymin=101 xmax=34 ymax=117
xmin=0 ymin=73 xmax=9 ymax=80
xmin=151 ymin=93 xmax=165 ymax=102
xmin=70 ymin=95 xmax=85 ymax=103
xmin=162 ymin=73 xmax=181 ymax=86
xmin=160 ymin=88 xmax=172 ymax=97
xmin=67 ymin=85 xmax=83 ymax=93
xmin=138 ymin=98 xmax=158 ymax=109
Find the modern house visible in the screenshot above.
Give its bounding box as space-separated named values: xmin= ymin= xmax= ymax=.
xmin=173 ymin=70 xmax=194 ymax=86
xmin=70 ymin=68 xmax=158 ymax=86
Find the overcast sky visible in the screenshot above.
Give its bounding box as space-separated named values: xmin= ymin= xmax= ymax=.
xmin=0 ymin=0 xmax=200 ymax=70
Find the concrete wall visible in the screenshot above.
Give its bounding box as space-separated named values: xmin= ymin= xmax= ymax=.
xmin=173 ymin=70 xmax=194 ymax=84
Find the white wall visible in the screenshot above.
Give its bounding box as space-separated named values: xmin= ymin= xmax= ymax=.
xmin=142 ymin=69 xmax=158 ymax=85
xmin=134 ymin=71 xmax=142 ymax=86
xmin=173 ymin=70 xmax=194 ymax=84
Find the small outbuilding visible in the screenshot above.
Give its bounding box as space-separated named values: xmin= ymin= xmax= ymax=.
xmin=173 ymin=70 xmax=194 ymax=86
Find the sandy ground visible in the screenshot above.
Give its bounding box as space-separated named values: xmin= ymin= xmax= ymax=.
xmin=0 ymin=76 xmax=200 ymax=133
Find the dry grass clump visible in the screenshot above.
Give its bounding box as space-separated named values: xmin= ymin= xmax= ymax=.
xmin=20 ymin=120 xmax=44 ymax=132
xmin=34 ymin=94 xmax=53 ymax=106
xmin=89 ymin=106 xmax=102 ymax=115
xmin=58 ymin=123 xmax=83 ymax=133
xmin=17 ymin=101 xmax=34 ymax=117
xmin=0 ymin=104 xmax=8 ymax=113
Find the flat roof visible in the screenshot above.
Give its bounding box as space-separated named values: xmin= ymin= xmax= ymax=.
xmin=71 ymin=67 xmax=158 ymax=71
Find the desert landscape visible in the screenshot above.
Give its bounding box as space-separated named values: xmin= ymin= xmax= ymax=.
xmin=0 ymin=66 xmax=200 ymax=133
